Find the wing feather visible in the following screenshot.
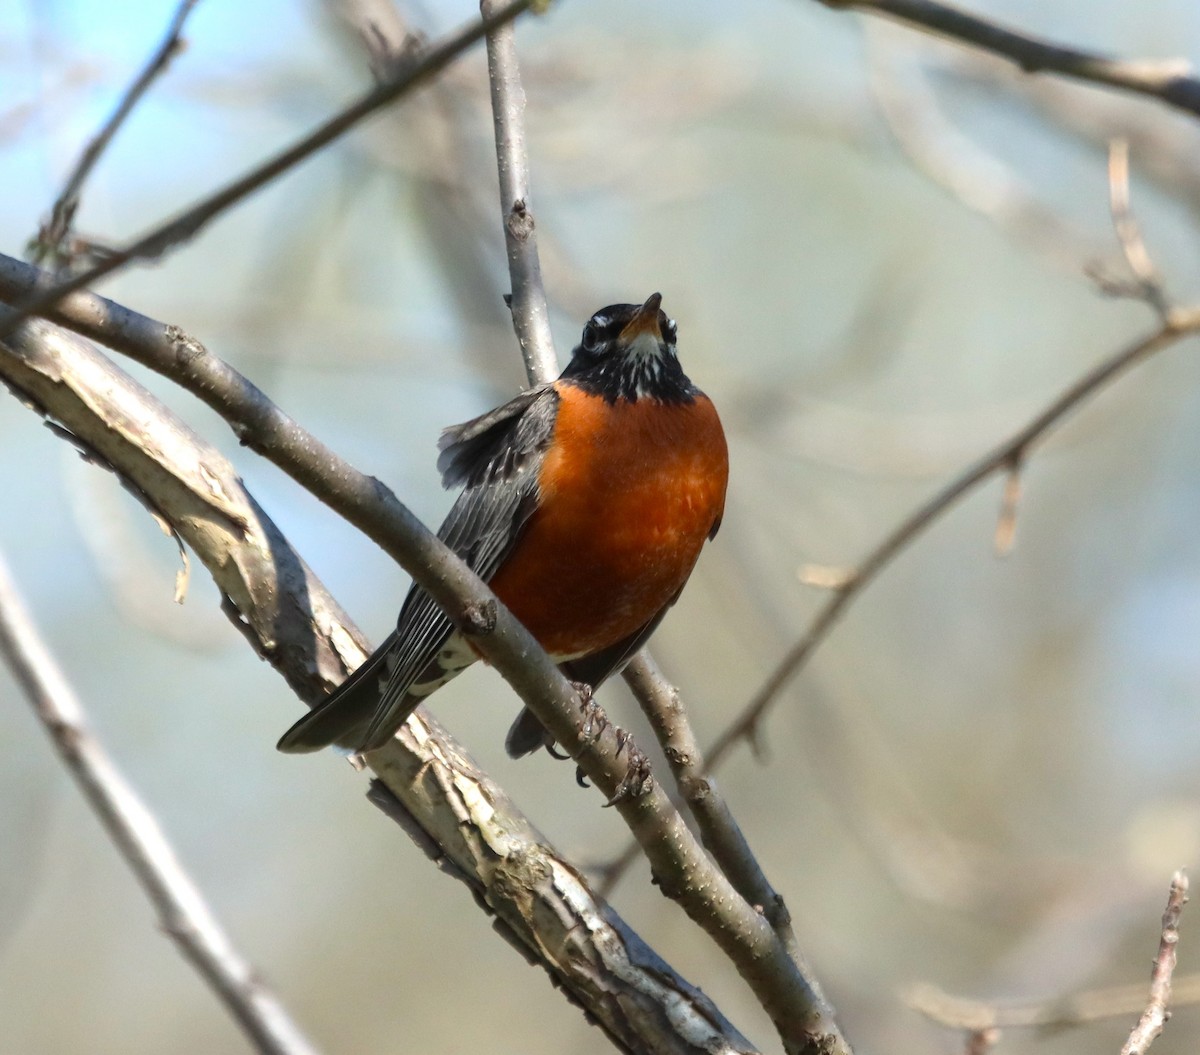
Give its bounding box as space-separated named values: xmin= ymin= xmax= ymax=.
xmin=356 ymin=386 xmax=560 ymax=746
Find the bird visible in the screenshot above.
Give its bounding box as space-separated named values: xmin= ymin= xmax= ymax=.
xmin=277 ymin=292 xmax=728 ymax=758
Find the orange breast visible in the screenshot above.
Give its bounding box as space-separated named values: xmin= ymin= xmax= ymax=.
xmin=487 ymin=382 xmax=729 ymax=659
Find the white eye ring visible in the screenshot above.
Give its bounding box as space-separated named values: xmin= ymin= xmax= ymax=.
xmin=665 ymin=317 xmax=678 ymax=340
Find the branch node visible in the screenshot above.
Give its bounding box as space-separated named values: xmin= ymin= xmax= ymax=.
xmin=798 ymin=563 xmax=859 ymax=591
xmin=994 ymin=461 xmax=1023 ymax=557
xmin=1104 ymin=138 xmax=1171 ymax=321
xmin=505 ymin=199 xmax=536 ymax=242
xmin=459 ymin=598 xmax=498 ymax=637
xmin=166 ymin=324 xmax=206 ymax=366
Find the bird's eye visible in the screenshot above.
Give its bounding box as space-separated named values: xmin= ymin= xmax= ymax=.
xmin=664 ymin=317 xmax=678 ymax=344
xmin=581 ymin=322 xmax=602 ymax=351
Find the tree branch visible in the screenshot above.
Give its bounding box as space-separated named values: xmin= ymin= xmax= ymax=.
xmin=1122 ymin=870 xmax=1189 ymax=1055
xmin=0 ymin=550 xmax=318 ymax=1055
xmin=0 ymin=269 xmax=848 ymax=1055
xmin=622 ymin=653 xmax=798 ymax=953
xmin=910 ymin=872 xmax=1192 ymax=1055
xmin=707 ymin=306 xmax=1200 ymax=771
xmin=817 ymin=0 xmax=1200 ymax=120
xmin=909 ymin=972 xmax=1200 ymax=1034
xmin=481 ymin=0 xmax=558 ymax=383
xmin=0 ymin=0 xmax=536 ymax=343
xmin=0 ymin=315 xmax=759 ymax=1055
xmin=472 ymin=27 xmax=831 ymax=1035
xmin=32 ymin=0 xmax=202 ymax=269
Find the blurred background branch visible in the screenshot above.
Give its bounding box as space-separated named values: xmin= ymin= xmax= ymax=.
xmin=816 ymin=0 xmax=1200 ymax=120
xmin=911 ymin=871 xmax=1190 ymax=1055
xmin=0 ymin=547 xmax=318 ymax=1055
xmin=0 ymin=0 xmax=535 ymax=343
xmin=30 ymin=0 xmax=202 ymax=271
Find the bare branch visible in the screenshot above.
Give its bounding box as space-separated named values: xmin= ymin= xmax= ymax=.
xmin=0 ymin=0 xmax=536 ymax=344
xmin=707 ymin=307 xmax=1200 ymax=770
xmin=32 ymin=0 xmax=202 ymax=269
xmin=964 ymin=1027 xmax=1000 ymax=1055
xmin=0 ymin=316 xmax=760 ymax=1055
xmin=1122 ymin=870 xmax=1189 ymax=1055
xmin=622 ymin=655 xmax=798 ymax=949
xmin=482 ymin=0 xmax=558 ymax=383
xmin=817 ymin=0 xmax=1200 ymax=120
xmin=909 ymin=972 xmax=1200 ymax=1033
xmin=0 ymin=550 xmax=318 ymax=1055
xmin=1097 ymin=139 xmax=1171 ymax=318
xmin=471 ymin=26 xmax=847 ymax=1051
xmin=0 ymin=267 xmax=847 ymax=1055
xmin=910 ymin=871 xmax=1191 ymax=1055
xmin=993 ymin=458 xmax=1021 ymax=557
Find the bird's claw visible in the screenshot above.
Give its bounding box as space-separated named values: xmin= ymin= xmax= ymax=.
xmin=604 ymin=740 xmax=653 ymax=807
xmin=573 ymin=682 xmax=607 ymax=745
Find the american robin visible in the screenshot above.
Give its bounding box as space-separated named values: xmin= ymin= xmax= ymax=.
xmin=278 ymin=292 xmax=728 ymax=757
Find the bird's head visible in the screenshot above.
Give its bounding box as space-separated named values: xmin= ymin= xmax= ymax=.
xmin=561 ymin=293 xmax=693 ymax=403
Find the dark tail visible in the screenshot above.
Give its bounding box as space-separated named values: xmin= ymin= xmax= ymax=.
xmin=277 ymin=632 xmax=406 ymax=753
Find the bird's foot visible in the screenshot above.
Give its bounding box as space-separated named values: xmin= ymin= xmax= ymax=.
xmin=605 ymin=738 xmax=653 ymax=807
xmin=573 ymin=681 xmax=607 ymax=745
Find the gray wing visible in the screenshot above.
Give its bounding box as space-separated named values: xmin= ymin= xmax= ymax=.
xmin=277 ymin=384 xmax=560 ymax=753
xmin=357 ymin=385 xmax=560 ymax=744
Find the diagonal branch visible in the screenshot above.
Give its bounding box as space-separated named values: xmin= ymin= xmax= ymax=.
xmin=0 ymin=0 xmax=536 ymax=344
xmin=621 ymin=654 xmax=804 ymax=952
xmin=816 ymin=0 xmax=1200 ymax=120
xmin=0 ymin=263 xmax=844 ymax=1055
xmin=706 ymin=306 xmax=1200 ymax=772
xmin=0 ymin=552 xmax=318 ymax=1055
xmin=909 ymin=972 xmax=1200 ymax=1034
xmin=0 ymin=315 xmax=758 ymax=1055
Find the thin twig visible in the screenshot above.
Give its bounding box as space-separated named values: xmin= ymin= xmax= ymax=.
xmin=909 ymin=873 xmax=1193 ymax=1054
xmin=0 ymin=265 xmax=849 ymax=1055
xmin=32 ymin=0 xmax=202 ymax=269
xmin=706 ymin=308 xmax=1200 ymax=771
xmin=0 ymin=550 xmax=318 ymax=1055
xmin=993 ymin=456 xmax=1022 ymax=556
xmin=910 ymin=972 xmax=1200 ymax=1034
xmin=481 ymin=0 xmax=558 ymax=383
xmin=817 ymin=0 xmax=1200 ymax=120
xmin=0 ymin=0 xmax=535 ymax=344
xmin=1100 ymin=139 xmax=1171 ymax=319
xmin=705 ymin=148 xmax=1191 ymax=768
xmin=964 ymin=1028 xmax=1000 ymax=1055
xmin=1122 ymin=870 xmax=1189 ymax=1055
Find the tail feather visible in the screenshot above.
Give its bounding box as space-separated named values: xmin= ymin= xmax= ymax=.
xmin=277 ymin=632 xmax=406 ymax=753
xmin=277 ymin=629 xmax=481 ymax=753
